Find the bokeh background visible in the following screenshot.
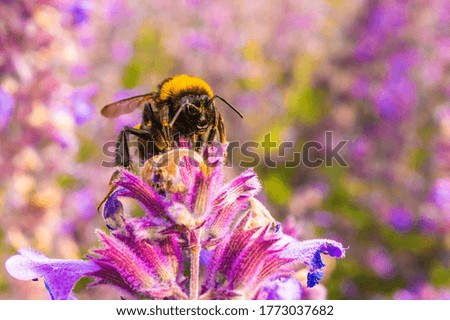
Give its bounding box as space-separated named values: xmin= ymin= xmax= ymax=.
xmin=0 ymin=0 xmax=449 ymax=299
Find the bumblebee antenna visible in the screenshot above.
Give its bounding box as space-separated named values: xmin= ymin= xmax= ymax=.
xmin=210 ymin=95 xmax=244 ymax=118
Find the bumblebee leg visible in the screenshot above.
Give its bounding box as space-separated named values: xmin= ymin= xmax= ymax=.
xmin=148 ymin=127 xmax=169 ymax=155
xmin=138 ymin=130 xmax=167 ymax=162
xmin=218 ymin=114 xmax=228 ymax=164
xmin=160 ymin=104 xmax=173 ymax=149
xmin=117 ymin=126 xmax=154 ymax=168
xmin=189 ymin=134 xmax=198 ymax=151
xmin=218 ymin=114 xmax=226 ymax=144
xmin=197 ymin=133 xmax=207 ymax=155
xmin=137 ymin=124 xmax=159 ymax=163
xmin=207 ymin=107 xmax=219 ymax=143
xmin=116 ymin=129 xmax=132 ymax=169
xmin=206 ymin=128 xmax=217 ymax=143
xmin=137 ymin=137 xmax=146 ymax=166
xmin=123 ymin=126 xmax=154 ymax=141
xmin=97 ymin=169 xmax=121 ymax=213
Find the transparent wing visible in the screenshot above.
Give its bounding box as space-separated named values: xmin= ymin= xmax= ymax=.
xmin=101 ymin=93 xmax=156 ymax=118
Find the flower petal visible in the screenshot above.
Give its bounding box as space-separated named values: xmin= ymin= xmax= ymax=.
xmin=113 ymin=169 xmax=169 ymax=221
xmin=103 ymin=188 xmax=126 ymax=230
xmin=279 ymin=237 xmax=346 ymax=287
xmin=0 ymin=88 xmax=15 ymax=131
xmin=188 ymin=164 xmax=222 ymax=220
xmin=208 ymin=169 xmax=261 ymax=238
xmin=5 ymin=248 xmax=100 ymax=300
xmin=260 ymin=277 xmax=303 ymax=300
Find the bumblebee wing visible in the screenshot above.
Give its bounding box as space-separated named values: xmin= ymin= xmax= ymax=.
xmin=101 ymin=93 xmax=156 ymax=118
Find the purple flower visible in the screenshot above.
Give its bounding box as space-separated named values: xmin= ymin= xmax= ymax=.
xmin=351 ymin=76 xmax=370 ymax=99
xmin=312 ymin=0 xmax=450 ymax=298
xmin=353 ymin=1 xmax=407 ymax=61
xmin=314 ymin=211 xmax=334 ymax=228
xmin=71 ymin=84 xmax=98 ymax=125
xmin=394 ymin=283 xmax=450 ymax=300
xmin=111 ymin=41 xmax=133 ymax=64
xmin=5 ymin=149 xmax=345 ymax=299
xmin=374 ymin=77 xmax=417 ymax=121
xmin=388 ymin=207 xmax=413 ymax=233
xmin=5 ymin=248 xmax=100 ymax=300
xmin=258 ymin=277 xmax=303 ymax=300
xmin=279 ymin=236 xmax=345 ymax=288
xmin=0 ymin=87 xmax=14 ymax=131
xmin=430 ymin=178 xmax=450 ymax=212
xmin=68 ymin=1 xmax=91 ymax=26
xmin=367 ymin=248 xmax=394 ymax=279
xmin=183 ymin=31 xmax=213 ymax=51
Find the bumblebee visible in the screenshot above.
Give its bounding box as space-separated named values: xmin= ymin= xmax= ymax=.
xmin=101 ymin=74 xmax=243 ymax=168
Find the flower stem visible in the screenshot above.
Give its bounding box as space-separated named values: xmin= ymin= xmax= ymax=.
xmin=189 ymin=229 xmax=201 ymax=300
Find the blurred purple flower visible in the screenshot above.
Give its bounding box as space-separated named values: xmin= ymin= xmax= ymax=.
xmin=0 ymin=2 xmax=113 ymax=301
xmin=374 ymin=77 xmax=417 ymax=121
xmin=183 ymin=31 xmax=212 ymax=51
xmin=312 ymin=0 xmax=450 ymax=299
xmin=71 ymin=84 xmax=98 ymax=125
xmin=349 ymin=138 xmax=370 ymax=161
xmin=68 ymin=1 xmax=91 ymax=26
xmin=0 ymin=87 xmax=14 ymax=131
xmin=70 ymin=64 xmax=90 ymax=80
xmin=106 ymin=0 xmax=133 ymax=20
xmin=388 ymin=207 xmax=413 ymax=233
xmin=351 ymin=76 xmax=370 ymax=99
xmin=340 ymin=280 xmax=359 ymax=299
xmin=70 ymin=188 xmax=97 ymax=220
xmin=417 ymin=214 xmax=438 ymax=234
xmin=367 ymin=248 xmax=394 ymax=279
xmin=430 ymin=178 xmax=450 ymax=213
xmin=314 ymin=211 xmax=334 ymax=228
xmin=111 ymin=41 xmax=133 ymax=64
xmin=394 ymin=283 xmax=450 ymax=300
xmin=353 ymin=1 xmax=407 ymax=61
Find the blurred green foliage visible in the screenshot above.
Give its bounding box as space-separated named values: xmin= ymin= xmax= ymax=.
xmin=122 ymin=26 xmax=174 ymax=88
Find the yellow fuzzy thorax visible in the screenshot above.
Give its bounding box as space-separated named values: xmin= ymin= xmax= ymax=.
xmin=159 ymin=75 xmax=213 ymax=101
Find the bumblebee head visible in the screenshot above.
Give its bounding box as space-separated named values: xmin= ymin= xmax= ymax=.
xmin=179 ymin=94 xmax=214 ymax=131
xmin=159 ymin=75 xmax=213 ymax=102
xmin=163 ymin=75 xmax=243 ymax=130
